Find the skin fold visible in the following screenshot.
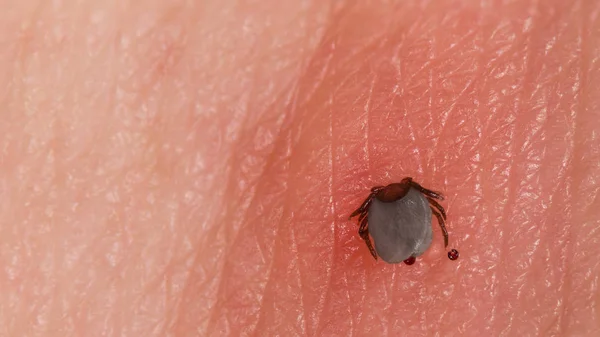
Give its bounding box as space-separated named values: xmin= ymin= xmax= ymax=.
xmin=0 ymin=0 xmax=599 ymax=336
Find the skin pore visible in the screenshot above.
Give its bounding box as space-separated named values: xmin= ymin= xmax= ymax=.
xmin=1 ymin=0 xmax=599 ymax=336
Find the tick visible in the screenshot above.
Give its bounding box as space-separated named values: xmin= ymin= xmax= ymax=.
xmin=349 ymin=177 xmax=459 ymax=264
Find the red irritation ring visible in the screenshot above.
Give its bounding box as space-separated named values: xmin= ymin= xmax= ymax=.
xmin=448 ymin=249 xmax=459 ymax=260
xmin=403 ymin=256 xmax=416 ymax=265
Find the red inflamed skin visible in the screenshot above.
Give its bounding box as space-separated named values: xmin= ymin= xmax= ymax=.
xmin=1 ymin=1 xmax=599 ymax=336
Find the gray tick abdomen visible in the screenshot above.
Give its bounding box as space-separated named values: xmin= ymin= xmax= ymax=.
xmin=367 ymin=187 xmax=433 ymax=263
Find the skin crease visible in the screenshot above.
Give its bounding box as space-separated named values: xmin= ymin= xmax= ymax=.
xmin=0 ymin=0 xmax=599 ymax=336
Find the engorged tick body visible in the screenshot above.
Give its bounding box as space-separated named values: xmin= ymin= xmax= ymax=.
xmin=349 ymin=177 xmax=458 ymax=264
xmin=368 ymin=188 xmax=433 ymax=263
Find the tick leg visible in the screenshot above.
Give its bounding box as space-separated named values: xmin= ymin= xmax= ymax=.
xmin=431 ymin=207 xmax=449 ymax=247
xmin=427 ymin=197 xmax=447 ymax=220
xmin=370 ymin=185 xmax=385 ymax=192
xmin=409 ymin=181 xmax=445 ymax=200
xmin=349 ymin=194 xmax=374 ymax=220
xmin=359 ymin=216 xmax=377 ymax=260
xmin=358 ymin=211 xmax=368 ymax=223
xmin=350 ymin=185 xmax=388 ymax=219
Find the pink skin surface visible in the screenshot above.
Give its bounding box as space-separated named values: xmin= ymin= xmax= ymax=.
xmin=1 ymin=0 xmax=599 ymax=336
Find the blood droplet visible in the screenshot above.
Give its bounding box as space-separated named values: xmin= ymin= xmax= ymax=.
xmin=448 ymin=249 xmax=459 ymax=260
xmin=403 ymin=256 xmax=416 ymax=265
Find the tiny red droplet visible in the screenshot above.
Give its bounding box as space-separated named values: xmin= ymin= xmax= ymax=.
xmin=403 ymin=256 xmax=416 ymax=265
xmin=448 ymin=249 xmax=459 ymax=260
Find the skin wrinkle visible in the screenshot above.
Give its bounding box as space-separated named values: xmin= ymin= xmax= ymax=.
xmin=179 ymin=1 xmax=329 ymax=333
xmin=427 ymin=27 xmax=437 ymax=174
xmin=295 ymin=51 xmax=343 ymax=337
xmin=291 ymin=119 xmax=331 ymax=336
xmin=115 ymin=22 xmax=194 ymax=330
xmin=365 ymin=76 xmax=374 ymax=177
xmin=509 ymin=8 xmax=547 ymax=334
xmin=206 ymin=100 xmax=293 ymax=334
xmin=565 ymin=1 xmax=600 ymax=335
xmin=476 ymin=11 xmax=523 ymax=327
xmin=209 ymin=147 xmax=260 ymax=335
xmin=278 ymin=83 xmax=309 ymax=337
xmin=327 ymin=95 xmax=339 ymax=334
xmin=494 ymin=2 xmax=538 ymax=334
xmin=173 ymin=152 xmax=231 ymax=331
xmin=203 ymin=114 xmax=256 ymax=286
xmin=537 ymin=2 xmax=585 ymax=334
xmin=289 ymin=185 xmax=310 ymax=337
xmin=261 ymin=74 xmax=330 ymax=337
xmin=250 ymin=110 xmax=300 ymax=334
xmin=276 ymin=30 xmax=341 ymax=336
xmin=540 ymin=4 xmax=582 ymax=334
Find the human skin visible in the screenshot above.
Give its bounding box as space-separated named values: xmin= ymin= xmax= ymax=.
xmin=1 ymin=0 xmax=599 ymax=336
